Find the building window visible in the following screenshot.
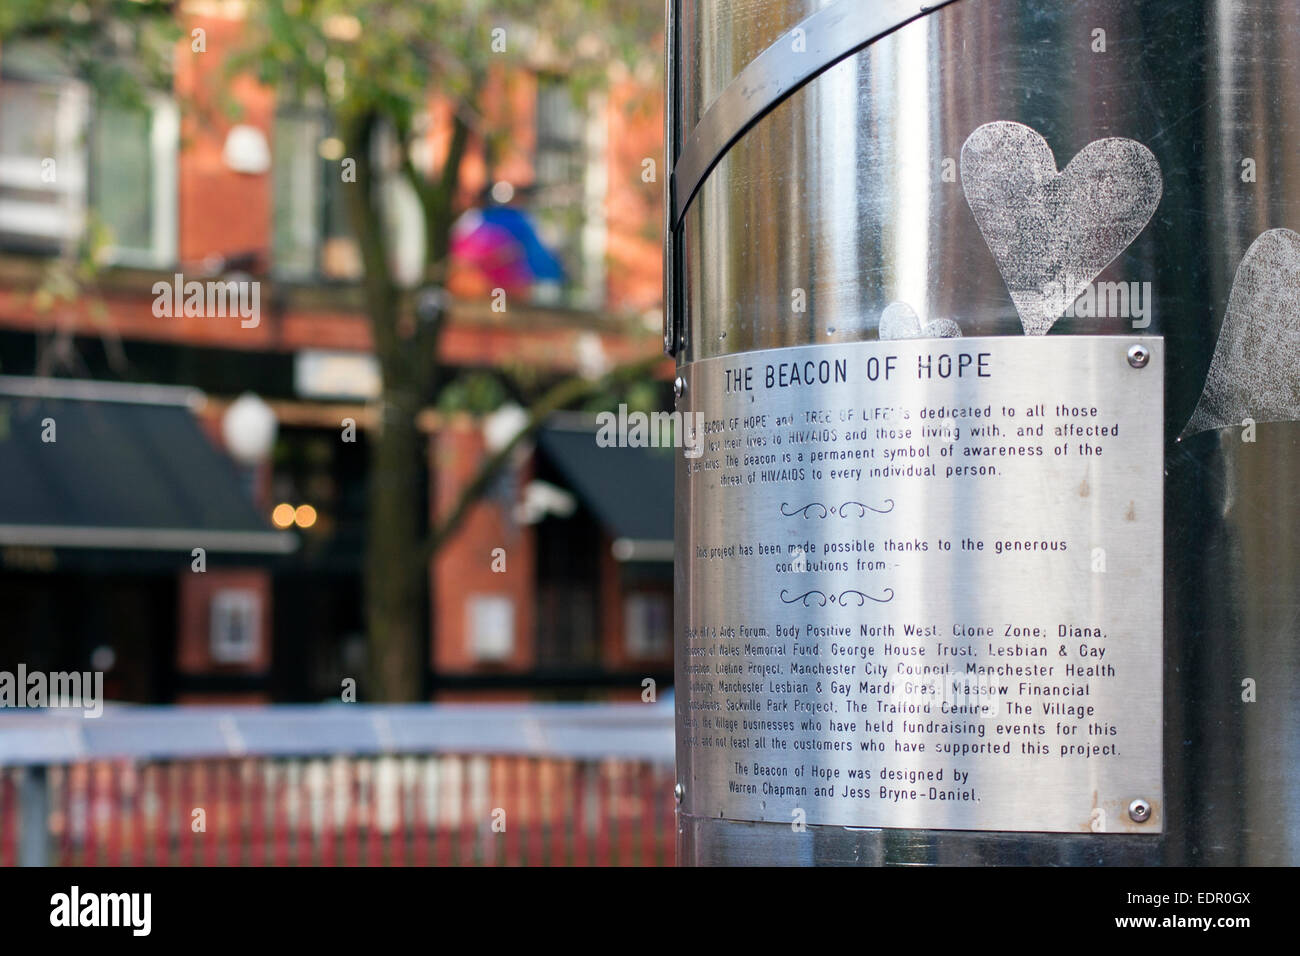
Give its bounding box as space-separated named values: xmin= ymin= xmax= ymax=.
xmin=0 ymin=67 xmax=87 ymax=250
xmin=533 ymin=73 xmax=604 ymax=309
xmin=0 ymin=42 xmax=176 ymax=266
xmin=272 ymin=108 xmax=427 ymax=285
xmin=271 ymin=110 xmax=360 ymax=281
xmin=624 ymin=591 xmax=670 ymax=660
xmin=91 ymin=92 xmax=178 ymax=267
xmin=467 ymin=594 xmax=515 ymax=663
xmin=210 ymin=589 xmax=262 ymax=664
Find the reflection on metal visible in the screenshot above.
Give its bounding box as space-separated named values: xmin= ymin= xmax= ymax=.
xmin=664 ymin=0 xmax=963 ymax=355
xmin=664 ymin=0 xmax=679 ymax=354
xmin=670 ymin=0 xmax=1300 ymax=865
xmin=670 ymin=0 xmax=964 ymax=226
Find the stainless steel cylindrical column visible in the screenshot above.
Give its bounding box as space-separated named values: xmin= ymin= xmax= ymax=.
xmin=668 ymin=0 xmax=1300 ymax=865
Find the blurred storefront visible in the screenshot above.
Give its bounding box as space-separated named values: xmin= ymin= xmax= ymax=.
xmin=0 ymin=7 xmax=668 ymax=703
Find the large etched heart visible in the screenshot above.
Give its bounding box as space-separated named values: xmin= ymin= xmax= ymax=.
xmin=1182 ymin=228 xmax=1300 ymax=437
xmin=878 ymin=302 xmax=961 ymax=340
xmin=961 ymin=121 xmax=1163 ymax=335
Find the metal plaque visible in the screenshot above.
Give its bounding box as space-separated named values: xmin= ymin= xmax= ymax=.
xmin=676 ymin=336 xmax=1163 ymax=833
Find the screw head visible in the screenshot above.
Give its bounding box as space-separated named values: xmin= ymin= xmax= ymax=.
xmin=674 ymin=782 xmax=684 ymax=803
xmin=1127 ymin=344 xmax=1150 ymax=369
xmin=673 ymin=376 xmax=687 ymax=401
xmin=1128 ymin=798 xmax=1152 ymax=823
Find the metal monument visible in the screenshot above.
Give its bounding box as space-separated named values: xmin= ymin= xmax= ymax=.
xmin=667 ymin=0 xmax=1300 ymax=865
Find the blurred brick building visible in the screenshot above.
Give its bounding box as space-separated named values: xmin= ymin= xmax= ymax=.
xmin=0 ymin=5 xmax=671 ymax=703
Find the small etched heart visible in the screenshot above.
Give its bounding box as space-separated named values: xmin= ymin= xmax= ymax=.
xmin=878 ymin=302 xmax=962 ymax=340
xmin=961 ymin=121 xmax=1163 ymax=336
xmin=1182 ymin=228 xmax=1300 ymax=437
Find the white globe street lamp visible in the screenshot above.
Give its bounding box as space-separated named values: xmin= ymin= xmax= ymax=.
xmin=222 ymin=392 xmax=278 ymax=465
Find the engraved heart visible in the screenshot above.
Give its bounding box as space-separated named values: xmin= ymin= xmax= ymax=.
xmin=1182 ymin=228 xmax=1300 ymax=437
xmin=960 ymin=121 xmax=1163 ymax=336
xmin=878 ymin=302 xmax=962 ymax=340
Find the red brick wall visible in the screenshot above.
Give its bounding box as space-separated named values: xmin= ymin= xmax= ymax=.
xmin=176 ymin=567 xmax=273 ymax=675
xmin=0 ymin=10 xmax=668 ymax=361
xmin=430 ymin=419 xmax=536 ymax=675
xmin=598 ymin=532 xmax=627 ymax=669
xmin=453 ymin=69 xmax=537 ymax=205
xmin=598 ymin=534 xmax=673 ymax=676
xmin=0 ymin=285 xmax=668 ymax=373
xmin=167 ymin=17 xmax=665 ymax=312
xmin=604 ymin=77 xmax=665 ymax=314
xmin=175 ymin=13 xmax=274 ymax=267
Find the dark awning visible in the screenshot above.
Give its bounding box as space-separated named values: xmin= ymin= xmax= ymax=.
xmin=536 ymin=421 xmax=674 ymax=561
xmin=0 ymin=376 xmax=294 ymax=555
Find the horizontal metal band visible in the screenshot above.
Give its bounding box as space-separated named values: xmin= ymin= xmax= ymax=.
xmin=671 ymin=0 xmax=963 ymax=226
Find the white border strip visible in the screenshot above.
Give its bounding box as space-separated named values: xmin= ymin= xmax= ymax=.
xmin=0 ymin=375 xmax=206 ymax=410
xmin=0 ymin=524 xmax=297 ymax=553
xmin=611 ymin=537 xmax=674 ymax=562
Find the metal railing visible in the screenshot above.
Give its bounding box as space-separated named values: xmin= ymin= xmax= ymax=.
xmin=0 ymin=703 xmax=676 ymax=867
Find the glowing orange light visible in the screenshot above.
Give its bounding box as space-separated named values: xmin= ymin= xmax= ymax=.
xmin=271 ymin=503 xmax=296 ymax=528
xmin=294 ymin=504 xmax=318 ymax=529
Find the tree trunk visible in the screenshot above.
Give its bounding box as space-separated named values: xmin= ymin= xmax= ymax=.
xmin=341 ymin=107 xmax=433 ymax=702
xmin=364 ymin=383 xmax=427 ymax=701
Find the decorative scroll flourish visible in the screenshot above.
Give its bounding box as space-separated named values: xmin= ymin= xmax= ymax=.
xmin=837 ymin=499 xmax=894 ymax=517
xmin=780 ymin=502 xmax=829 ymax=519
xmin=780 ymin=590 xmax=827 ymax=607
xmin=831 ymin=588 xmax=894 ymax=606
xmin=780 ymin=588 xmax=894 ymax=606
xmin=780 ymin=499 xmax=894 ymax=518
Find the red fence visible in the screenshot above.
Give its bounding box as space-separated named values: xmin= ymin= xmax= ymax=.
xmin=0 ymin=755 xmax=676 ymax=867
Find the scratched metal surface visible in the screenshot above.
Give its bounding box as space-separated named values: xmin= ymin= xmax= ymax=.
xmin=671 ymin=0 xmax=1300 ymax=865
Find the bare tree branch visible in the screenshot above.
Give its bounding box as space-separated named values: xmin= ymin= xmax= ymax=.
xmin=424 ymin=353 xmax=666 ymax=562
